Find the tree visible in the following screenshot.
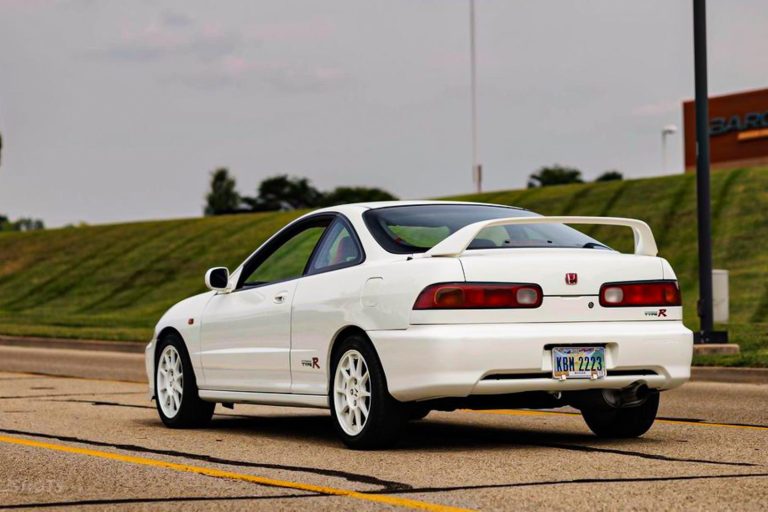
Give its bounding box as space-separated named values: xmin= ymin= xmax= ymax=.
xmin=14 ymin=218 xmax=45 ymax=231
xmin=243 ymin=175 xmax=324 ymax=211
xmin=204 ymin=168 xmax=240 ymax=216
xmin=321 ymin=186 xmax=397 ymax=207
xmin=527 ymin=165 xmax=584 ymax=188
xmin=595 ymin=170 xmax=623 ymax=182
xmin=0 ymin=215 xmax=45 ymax=232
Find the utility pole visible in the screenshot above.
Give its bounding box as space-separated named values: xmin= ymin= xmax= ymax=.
xmin=469 ymin=0 xmax=482 ymax=193
xmin=692 ymin=0 xmax=727 ymax=343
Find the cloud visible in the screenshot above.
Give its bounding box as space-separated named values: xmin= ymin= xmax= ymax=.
xmin=631 ymin=100 xmax=680 ymax=117
xmin=166 ymin=58 xmax=348 ymax=94
xmin=105 ymin=16 xmax=244 ymax=63
xmin=160 ymin=11 xmax=193 ymax=29
xmin=98 ymin=13 xmax=344 ymax=94
xmin=247 ymin=18 xmax=335 ymax=43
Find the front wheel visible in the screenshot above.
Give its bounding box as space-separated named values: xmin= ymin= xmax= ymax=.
xmin=155 ymin=334 xmax=215 ymax=428
xmin=330 ymin=335 xmax=406 ymax=449
xmin=581 ymin=392 xmax=659 ymax=438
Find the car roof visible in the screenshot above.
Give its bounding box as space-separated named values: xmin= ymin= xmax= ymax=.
xmin=312 ymin=200 xmax=525 ymax=216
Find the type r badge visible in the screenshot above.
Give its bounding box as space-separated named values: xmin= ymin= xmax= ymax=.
xmin=301 ymin=358 xmax=321 ymax=369
xmin=565 ymin=273 xmax=578 ymax=285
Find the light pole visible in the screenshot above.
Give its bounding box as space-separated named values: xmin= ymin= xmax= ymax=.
xmin=661 ymin=124 xmax=678 ymax=173
xmin=469 ymin=0 xmax=482 ymax=193
xmin=692 ymin=0 xmax=727 ymax=343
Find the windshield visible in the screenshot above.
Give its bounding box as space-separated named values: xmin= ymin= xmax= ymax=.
xmin=363 ymin=204 xmax=609 ymax=254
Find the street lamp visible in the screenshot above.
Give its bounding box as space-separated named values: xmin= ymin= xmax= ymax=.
xmin=661 ymin=124 xmax=678 ymax=173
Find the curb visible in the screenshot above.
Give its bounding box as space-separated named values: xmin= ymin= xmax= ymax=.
xmin=691 ymin=366 xmax=768 ymax=385
xmin=0 ymin=335 xmax=145 ymax=354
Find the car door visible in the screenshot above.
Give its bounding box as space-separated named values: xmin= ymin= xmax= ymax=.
xmin=290 ymin=217 xmax=367 ymax=395
xmin=198 ymin=216 xmax=331 ymax=393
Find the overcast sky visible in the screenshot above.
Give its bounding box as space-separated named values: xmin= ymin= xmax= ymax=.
xmin=0 ymin=1 xmax=766 ymax=226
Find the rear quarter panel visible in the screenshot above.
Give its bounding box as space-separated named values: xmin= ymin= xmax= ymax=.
xmin=289 ymin=257 xmax=464 ymax=395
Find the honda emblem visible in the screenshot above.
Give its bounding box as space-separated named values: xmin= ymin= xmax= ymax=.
xmin=565 ymin=273 xmax=578 ymax=285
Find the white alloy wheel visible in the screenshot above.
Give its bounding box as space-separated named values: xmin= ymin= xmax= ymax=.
xmin=157 ymin=345 xmax=184 ymax=418
xmin=333 ymin=349 xmax=372 ymax=436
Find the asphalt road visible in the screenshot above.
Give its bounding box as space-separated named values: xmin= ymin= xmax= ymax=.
xmin=0 ymin=346 xmax=766 ymax=511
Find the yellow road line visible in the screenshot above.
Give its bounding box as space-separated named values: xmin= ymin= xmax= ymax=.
xmin=0 ymin=434 xmax=472 ymax=512
xmin=466 ymin=409 xmax=768 ymax=432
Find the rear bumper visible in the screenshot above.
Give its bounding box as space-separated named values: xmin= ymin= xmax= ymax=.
xmin=368 ymin=321 xmax=693 ymax=402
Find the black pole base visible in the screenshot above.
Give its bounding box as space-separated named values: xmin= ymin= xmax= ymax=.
xmin=693 ymin=330 xmax=729 ymax=344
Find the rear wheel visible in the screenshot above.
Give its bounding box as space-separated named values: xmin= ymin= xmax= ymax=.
xmin=581 ymin=392 xmax=659 ymax=438
xmin=155 ymin=334 xmax=214 ymax=428
xmin=330 ymin=335 xmax=406 ymax=449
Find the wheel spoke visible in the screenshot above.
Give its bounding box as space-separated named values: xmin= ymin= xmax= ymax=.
xmin=353 ymin=407 xmax=362 ymax=427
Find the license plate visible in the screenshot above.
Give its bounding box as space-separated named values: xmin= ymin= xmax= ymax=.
xmin=552 ymin=346 xmax=606 ymax=379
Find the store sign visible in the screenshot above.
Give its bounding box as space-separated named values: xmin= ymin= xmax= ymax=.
xmin=710 ymin=110 xmax=768 ymax=136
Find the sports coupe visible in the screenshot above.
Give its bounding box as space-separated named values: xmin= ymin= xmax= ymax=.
xmin=146 ymin=201 xmax=693 ymax=448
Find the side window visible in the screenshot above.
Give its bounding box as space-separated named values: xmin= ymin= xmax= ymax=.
xmin=308 ymin=219 xmax=362 ymax=273
xmin=242 ymin=224 xmax=327 ymax=287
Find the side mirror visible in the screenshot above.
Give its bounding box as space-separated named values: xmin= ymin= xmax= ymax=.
xmin=205 ymin=267 xmax=230 ymax=292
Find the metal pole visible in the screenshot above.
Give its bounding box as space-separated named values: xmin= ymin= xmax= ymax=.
xmin=662 ymin=131 xmax=668 ymax=174
xmin=693 ymin=0 xmax=718 ymax=342
xmin=469 ymin=0 xmax=481 ymax=193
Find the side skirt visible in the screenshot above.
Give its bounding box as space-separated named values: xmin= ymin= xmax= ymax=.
xmin=198 ymin=389 xmax=329 ymax=409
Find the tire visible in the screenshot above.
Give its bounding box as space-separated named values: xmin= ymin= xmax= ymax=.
xmin=155 ymin=333 xmax=215 ymax=428
xmin=581 ymin=392 xmax=659 ymax=438
xmin=329 ymin=334 xmax=406 ymax=449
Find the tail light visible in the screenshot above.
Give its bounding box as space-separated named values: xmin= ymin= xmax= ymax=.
xmin=600 ymin=281 xmax=681 ymax=307
xmin=413 ymin=282 xmax=543 ymax=309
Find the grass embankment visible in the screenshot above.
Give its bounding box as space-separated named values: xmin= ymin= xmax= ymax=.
xmin=0 ymin=167 xmax=765 ymax=366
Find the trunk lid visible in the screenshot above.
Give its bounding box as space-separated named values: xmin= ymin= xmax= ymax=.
xmin=410 ymin=248 xmax=680 ymax=324
xmin=459 ymin=248 xmax=663 ymax=295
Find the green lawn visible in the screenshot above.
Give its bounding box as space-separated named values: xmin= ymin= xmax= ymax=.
xmin=0 ymin=167 xmax=766 ymax=366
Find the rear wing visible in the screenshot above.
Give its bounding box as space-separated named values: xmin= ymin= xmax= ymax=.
xmin=425 ymin=216 xmax=658 ymax=257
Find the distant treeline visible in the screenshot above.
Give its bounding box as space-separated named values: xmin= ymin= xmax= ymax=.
xmin=0 ymin=215 xmax=45 ymax=232
xmin=204 ymin=169 xmax=398 ymax=216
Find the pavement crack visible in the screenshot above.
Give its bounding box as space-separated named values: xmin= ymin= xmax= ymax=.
xmin=0 ymin=493 xmax=320 ymax=509
xmin=45 ymin=398 xmax=154 ymax=410
xmin=379 ymin=472 xmax=768 ymax=495
xmin=0 ymin=391 xmax=143 ymax=400
xmin=657 ymin=416 xmax=768 ymax=429
xmin=0 ymin=427 xmax=412 ymax=492
xmin=540 ymin=442 xmax=759 ymax=467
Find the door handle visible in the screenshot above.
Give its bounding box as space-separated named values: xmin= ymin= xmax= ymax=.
xmin=273 ymin=292 xmax=288 ymax=304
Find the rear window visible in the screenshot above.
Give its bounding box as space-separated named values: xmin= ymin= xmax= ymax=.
xmin=363 ymin=204 xmax=608 ymax=254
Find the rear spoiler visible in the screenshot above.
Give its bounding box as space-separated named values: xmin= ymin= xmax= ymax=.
xmin=425 ymin=216 xmax=658 ymax=257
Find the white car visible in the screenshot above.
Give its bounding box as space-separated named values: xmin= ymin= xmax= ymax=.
xmin=146 ymin=201 xmax=692 ymax=448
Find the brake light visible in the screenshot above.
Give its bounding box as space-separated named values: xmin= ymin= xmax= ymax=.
xmin=599 ymin=281 xmax=681 ymax=307
xmin=413 ymin=283 xmax=543 ymax=309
